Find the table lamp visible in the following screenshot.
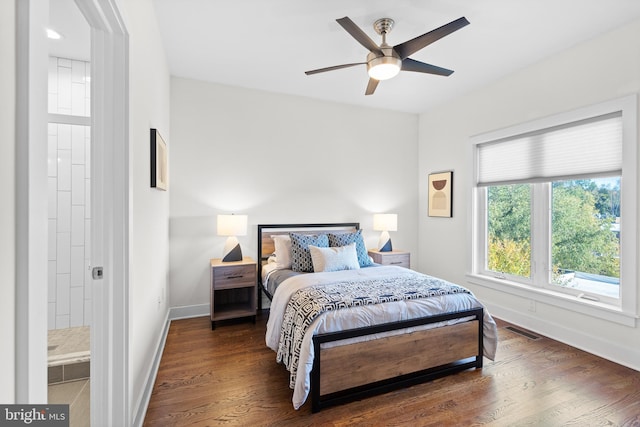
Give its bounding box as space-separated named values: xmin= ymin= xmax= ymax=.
xmin=217 ymin=214 xmax=248 ymax=262
xmin=373 ymin=213 xmax=397 ymax=252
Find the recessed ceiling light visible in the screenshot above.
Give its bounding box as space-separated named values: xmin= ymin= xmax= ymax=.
xmin=46 ymin=28 xmax=63 ymax=40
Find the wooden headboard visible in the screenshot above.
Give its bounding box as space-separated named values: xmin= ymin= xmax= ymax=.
xmin=256 ymin=223 xmax=359 ymax=303
xmin=257 ymin=223 xmax=359 ymax=263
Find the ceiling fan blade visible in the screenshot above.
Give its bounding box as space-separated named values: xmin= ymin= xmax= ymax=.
xmin=401 ymin=58 xmax=454 ymax=76
xmin=394 ymin=17 xmax=470 ymax=59
xmin=305 ymin=62 xmax=365 ymax=75
xmin=365 ymin=78 xmax=379 ymax=96
xmin=336 ymin=17 xmax=383 ymax=55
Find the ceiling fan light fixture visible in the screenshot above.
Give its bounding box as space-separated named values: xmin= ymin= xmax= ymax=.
xmin=367 ymin=56 xmax=401 ymax=80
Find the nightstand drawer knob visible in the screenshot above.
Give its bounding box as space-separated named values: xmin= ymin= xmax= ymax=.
xmin=391 ymin=261 xmax=402 ymax=265
xmin=226 ymin=275 xmax=244 ymax=279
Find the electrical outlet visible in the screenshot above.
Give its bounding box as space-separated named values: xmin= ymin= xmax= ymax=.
xmin=528 ymin=300 xmax=536 ymax=312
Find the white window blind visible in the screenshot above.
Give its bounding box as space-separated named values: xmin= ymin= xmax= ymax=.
xmin=477 ymin=112 xmax=623 ymax=186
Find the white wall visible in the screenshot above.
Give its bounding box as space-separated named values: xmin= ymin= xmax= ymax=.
xmin=418 ymin=18 xmax=640 ymax=370
xmin=0 ymin=0 xmax=16 ymax=404
xmin=169 ymin=77 xmax=419 ymax=310
xmin=118 ymin=0 xmax=171 ymax=420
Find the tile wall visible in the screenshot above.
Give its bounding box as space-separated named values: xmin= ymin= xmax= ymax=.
xmin=48 ymin=57 xmax=90 ymax=116
xmin=48 ymin=56 xmax=92 ymax=330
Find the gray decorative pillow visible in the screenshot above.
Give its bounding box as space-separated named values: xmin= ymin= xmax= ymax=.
xmin=290 ymin=233 xmax=329 ymax=272
xmin=328 ymin=229 xmax=372 ymax=267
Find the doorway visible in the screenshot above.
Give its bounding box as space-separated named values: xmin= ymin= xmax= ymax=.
xmin=46 ymin=7 xmax=92 ymax=422
xmin=47 ymin=3 xmax=92 ymax=424
xmin=17 ymin=0 xmax=129 ymax=425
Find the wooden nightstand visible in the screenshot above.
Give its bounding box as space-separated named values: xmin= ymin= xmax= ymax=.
xmin=210 ymin=257 xmax=257 ymax=330
xmin=368 ymin=250 xmax=411 ymax=269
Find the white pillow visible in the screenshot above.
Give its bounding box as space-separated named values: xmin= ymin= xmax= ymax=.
xmin=309 ymin=243 xmax=360 ymax=273
xmin=272 ymin=234 xmax=292 ymax=269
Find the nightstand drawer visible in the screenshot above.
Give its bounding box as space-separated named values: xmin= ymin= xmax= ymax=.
xmin=213 ymin=265 xmax=256 ymax=289
xmin=368 ymin=250 xmax=410 ymax=269
xmin=381 ymin=254 xmax=410 ymax=268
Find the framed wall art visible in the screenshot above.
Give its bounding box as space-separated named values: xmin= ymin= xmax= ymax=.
xmin=428 ymin=171 xmax=452 ymax=217
xmin=150 ymin=128 xmax=168 ymax=190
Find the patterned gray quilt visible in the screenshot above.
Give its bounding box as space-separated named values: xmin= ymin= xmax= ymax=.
xmin=275 ymin=274 xmax=471 ymax=388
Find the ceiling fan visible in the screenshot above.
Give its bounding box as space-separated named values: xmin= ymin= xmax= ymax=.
xmin=305 ymin=16 xmax=470 ymax=95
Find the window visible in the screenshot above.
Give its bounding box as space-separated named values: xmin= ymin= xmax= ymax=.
xmin=487 ymin=184 xmax=531 ymax=280
xmin=471 ymin=96 xmax=637 ymax=322
xmin=551 ymin=178 xmax=621 ymax=300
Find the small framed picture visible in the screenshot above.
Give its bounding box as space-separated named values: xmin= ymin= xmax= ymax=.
xmin=150 ymin=128 xmax=168 ymax=190
xmin=428 ymin=171 xmax=452 ymax=217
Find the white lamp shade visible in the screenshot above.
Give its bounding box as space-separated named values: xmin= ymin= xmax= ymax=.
xmin=373 ymin=214 xmax=398 ymax=232
xmin=217 ymin=214 xmax=248 ymax=237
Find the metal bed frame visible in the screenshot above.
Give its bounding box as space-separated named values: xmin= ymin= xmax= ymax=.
xmin=257 ymin=223 xmax=484 ymax=412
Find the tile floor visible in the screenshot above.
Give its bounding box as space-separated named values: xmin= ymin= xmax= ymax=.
xmin=48 ymin=326 xmax=90 ymax=384
xmin=48 ymin=326 xmax=90 ymax=360
xmin=48 ymin=326 xmax=90 ymax=427
xmin=48 ymin=379 xmax=90 ymax=427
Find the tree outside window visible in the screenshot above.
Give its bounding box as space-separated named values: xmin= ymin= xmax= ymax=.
xmin=486 ymin=178 xmax=620 ymax=298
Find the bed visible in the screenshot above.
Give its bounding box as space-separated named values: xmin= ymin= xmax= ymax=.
xmin=258 ymin=223 xmax=498 ymax=412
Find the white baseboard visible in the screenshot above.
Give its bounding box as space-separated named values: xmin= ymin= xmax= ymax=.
xmin=131 ymin=309 xmax=171 ymax=427
xmin=169 ymin=303 xmax=209 ymax=320
xmin=486 ymin=302 xmax=640 ymax=372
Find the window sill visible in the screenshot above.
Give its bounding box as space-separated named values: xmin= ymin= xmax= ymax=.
xmin=466 ymin=273 xmax=638 ymax=327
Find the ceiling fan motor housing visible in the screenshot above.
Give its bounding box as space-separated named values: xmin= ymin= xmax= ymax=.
xmin=367 ymin=50 xmax=401 ymax=80
xmin=367 ymin=18 xmax=401 ymax=80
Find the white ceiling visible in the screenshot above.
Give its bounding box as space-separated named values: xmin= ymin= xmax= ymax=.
xmin=48 ymin=0 xmax=90 ymax=62
xmin=51 ymin=0 xmax=640 ymax=114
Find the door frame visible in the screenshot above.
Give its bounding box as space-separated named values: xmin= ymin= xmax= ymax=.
xmin=16 ymin=0 xmax=130 ymax=424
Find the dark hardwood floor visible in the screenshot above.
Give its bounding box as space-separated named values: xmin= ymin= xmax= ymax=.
xmin=144 ymin=312 xmax=640 ymax=426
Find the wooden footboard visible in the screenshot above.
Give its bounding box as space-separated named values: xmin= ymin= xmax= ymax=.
xmin=311 ymin=308 xmax=484 ymax=412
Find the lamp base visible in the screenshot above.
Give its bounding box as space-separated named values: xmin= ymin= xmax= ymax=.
xmin=377 ymin=231 xmax=393 ymax=252
xmin=222 ymin=236 xmax=243 ymax=262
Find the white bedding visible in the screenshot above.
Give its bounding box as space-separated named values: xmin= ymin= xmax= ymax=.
xmin=265 ymin=265 xmax=498 ymax=410
xmin=261 ymin=260 xmax=280 ymax=288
